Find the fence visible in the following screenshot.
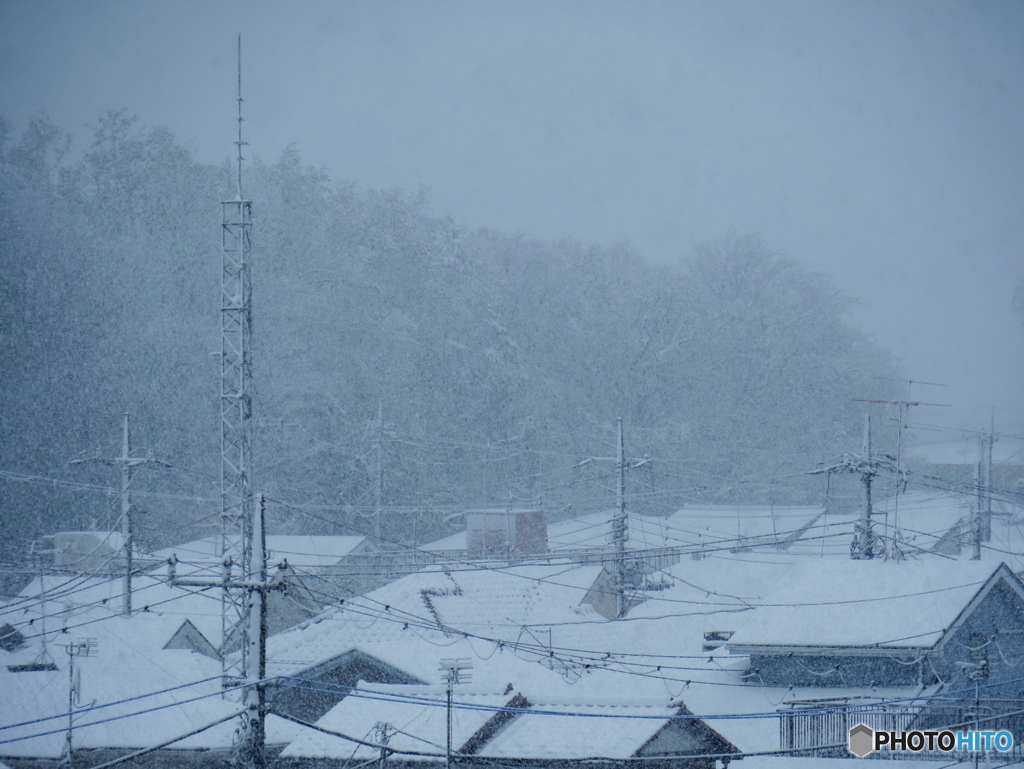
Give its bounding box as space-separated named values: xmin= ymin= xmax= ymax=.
xmin=780 ymin=700 xmax=1024 ymax=761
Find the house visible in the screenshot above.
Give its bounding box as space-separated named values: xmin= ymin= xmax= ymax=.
xmin=2 ymin=572 xmax=225 ymax=660
xmin=276 ymin=681 xmax=741 ymax=769
xmin=419 ymin=504 xmax=825 ymax=618
xmin=0 ymin=613 xmax=236 ymax=765
xmin=259 ymin=563 xmax=608 ymax=722
xmin=725 ymin=560 xmax=1024 ymax=686
xmin=724 ymin=559 xmax=1024 ymax=758
xmin=0 ymin=598 xmax=323 ymax=767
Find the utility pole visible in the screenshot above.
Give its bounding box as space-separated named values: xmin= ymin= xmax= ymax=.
xmin=69 ymin=413 xmax=171 ymax=615
xmin=971 ymin=430 xmax=997 ymax=560
xmin=375 ymin=399 xmax=384 ymax=541
xmin=439 ymin=659 xmax=472 ymax=769
xmin=855 ymin=386 xmax=949 ymax=558
xmin=62 ymin=638 xmax=97 ymax=768
xmin=809 ymin=414 xmax=899 ymax=560
xmin=859 ymin=415 xmax=874 ymax=560
xmin=26 ymin=540 xmax=57 ymax=671
xmin=981 ymin=414 xmax=996 ymax=544
xmin=168 ymin=494 xmax=286 ymax=769
xmin=613 ymin=417 xmax=627 ymax=619
xmin=483 ymin=437 xmax=491 ymax=506
xmin=578 ymin=418 xmax=648 ymax=618
xmin=374 ymin=722 xmax=392 ymax=769
xmin=220 ymin=32 xmax=255 ymax=681
xmin=972 ymin=452 xmax=983 ymax=561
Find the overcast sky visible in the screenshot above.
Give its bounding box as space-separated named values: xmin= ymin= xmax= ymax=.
xmin=2 ymin=0 xmax=1022 ymax=436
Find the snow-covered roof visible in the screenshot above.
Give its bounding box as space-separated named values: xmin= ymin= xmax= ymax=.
xmin=819 ymin=490 xmax=1024 ymax=567
xmin=666 ymin=504 xmax=823 ymax=550
xmin=4 ymin=573 xmax=224 ymax=649
xmin=264 ymin=563 xmax=605 ymax=680
xmin=423 ymin=505 xmax=824 ymax=555
xmin=0 ymin=617 xmax=233 ymax=758
xmin=869 ymin=490 xmax=972 ymax=545
xmin=626 ymin=553 xmax=795 ymax=635
xmin=0 ymin=605 xmax=324 ymax=759
xmin=279 ymin=683 xmax=516 ymax=760
xmin=278 ymin=681 xmax=737 ymax=762
xmin=480 ymin=699 xmax=684 ymax=760
xmin=726 ymin=559 xmax=1005 ymax=650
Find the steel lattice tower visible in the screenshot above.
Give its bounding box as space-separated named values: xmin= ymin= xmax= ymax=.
xmin=219 ymin=33 xmax=254 ymax=681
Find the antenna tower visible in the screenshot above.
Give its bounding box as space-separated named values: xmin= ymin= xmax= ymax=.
xmin=219 ymin=33 xmax=254 ymax=680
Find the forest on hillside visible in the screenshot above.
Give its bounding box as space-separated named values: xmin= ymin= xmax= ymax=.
xmin=0 ymin=113 xmax=902 ymax=554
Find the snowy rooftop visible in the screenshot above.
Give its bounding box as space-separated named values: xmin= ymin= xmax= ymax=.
xmin=263 ymin=563 xmax=605 ymax=679
xmin=279 ymin=683 xmax=517 ymax=760
xmin=4 ymin=549 xmax=974 ymax=761
xmin=666 ymin=504 xmax=823 ymax=550
xmin=625 ymin=553 xmax=796 ymax=642
xmin=3 ymin=572 xmax=224 ymax=649
xmin=423 ymin=504 xmax=825 ymax=554
xmin=726 ymin=558 xmax=1004 ymax=649
xmin=479 ymin=699 xmax=684 ymax=760
xmin=274 ymin=674 xmax=928 ymax=761
xmin=0 ymin=615 xmax=234 ymax=758
xmin=278 ymin=681 xmax=730 ymax=762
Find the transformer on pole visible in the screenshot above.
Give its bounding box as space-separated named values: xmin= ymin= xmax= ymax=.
xmin=219 ymin=32 xmax=254 ymax=680
xmin=169 ymin=495 xmax=286 ymax=769
xmin=578 ymin=418 xmax=648 ymax=618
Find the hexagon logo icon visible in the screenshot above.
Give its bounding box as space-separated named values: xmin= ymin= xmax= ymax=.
xmin=848 ymin=723 xmax=875 ymax=757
